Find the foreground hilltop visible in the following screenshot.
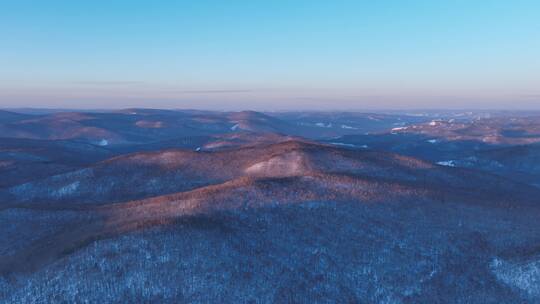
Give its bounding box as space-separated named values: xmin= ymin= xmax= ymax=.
xmin=4 ymin=140 xmax=533 ymax=206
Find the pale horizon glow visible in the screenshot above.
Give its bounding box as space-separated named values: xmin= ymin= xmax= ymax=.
xmin=1 ymin=1 xmax=539 ymax=110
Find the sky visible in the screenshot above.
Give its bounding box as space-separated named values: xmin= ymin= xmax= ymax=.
xmin=1 ymin=0 xmax=539 ymax=110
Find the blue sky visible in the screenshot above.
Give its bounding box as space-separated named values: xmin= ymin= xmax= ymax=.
xmin=1 ymin=0 xmax=539 ymax=110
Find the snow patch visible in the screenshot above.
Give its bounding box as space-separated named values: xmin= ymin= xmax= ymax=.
xmin=330 ymin=142 xmax=356 ymax=147
xmin=230 ymin=124 xmax=239 ymax=131
xmin=436 ymin=160 xmax=456 ymax=167
xmin=427 ymin=139 xmax=438 ymax=144
xmin=245 ymin=152 xmax=307 ymax=177
xmin=315 ymin=122 xmax=332 ymax=128
xmin=329 ymin=142 xmax=368 ymax=149
xmin=491 ymin=257 xmax=540 ymax=298
xmin=53 ymin=181 xmax=80 ymax=198
xmin=98 ymin=139 xmax=108 ymax=146
xmin=341 ymin=124 xmax=358 ymax=130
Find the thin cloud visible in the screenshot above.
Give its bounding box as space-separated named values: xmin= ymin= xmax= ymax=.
xmin=73 ymin=81 xmax=146 ymax=86
xmin=170 ymin=89 xmax=253 ymax=94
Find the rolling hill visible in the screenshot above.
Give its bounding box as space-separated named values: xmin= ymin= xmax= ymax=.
xmin=2 ymin=110 xmax=540 ymax=303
